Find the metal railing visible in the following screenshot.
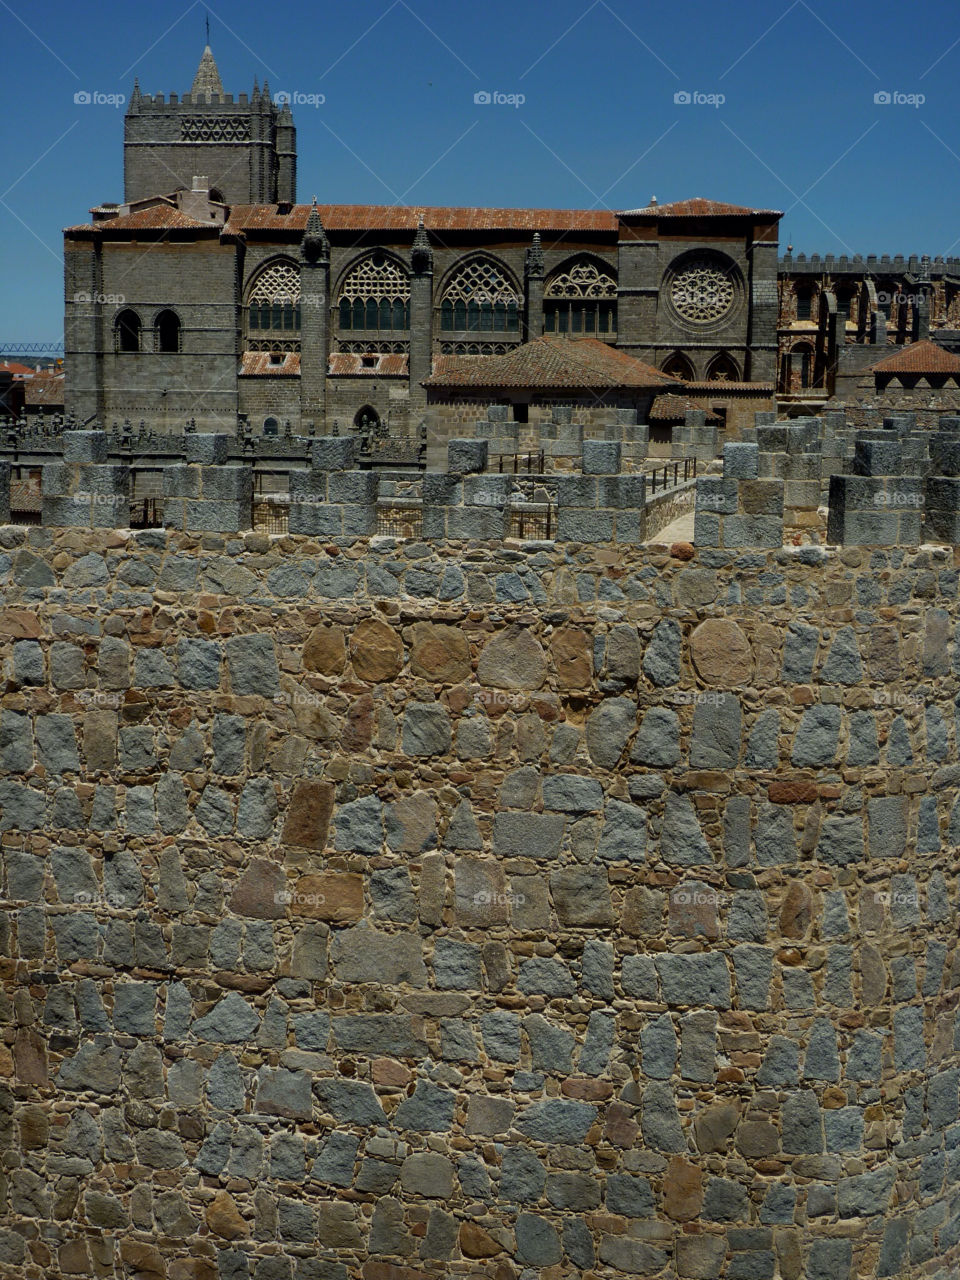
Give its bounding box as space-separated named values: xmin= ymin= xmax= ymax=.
xmin=498 ymin=450 xmax=545 ymax=475
xmin=508 ymin=503 xmax=554 ymax=540
xmin=648 ymin=457 xmax=697 ymax=494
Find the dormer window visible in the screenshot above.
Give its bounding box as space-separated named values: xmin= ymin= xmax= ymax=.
xmin=361 ymin=355 xmax=378 ymax=369
xmin=269 ymin=352 xmax=284 ymax=366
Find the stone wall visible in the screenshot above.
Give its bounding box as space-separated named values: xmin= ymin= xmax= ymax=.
xmin=0 ymin=526 xmax=958 ymax=1280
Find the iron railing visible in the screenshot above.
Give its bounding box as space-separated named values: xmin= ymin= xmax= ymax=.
xmin=648 ymin=457 xmax=697 ymax=494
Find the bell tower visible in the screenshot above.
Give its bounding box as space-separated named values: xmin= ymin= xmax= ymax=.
xmin=123 ymin=45 xmax=297 ymax=205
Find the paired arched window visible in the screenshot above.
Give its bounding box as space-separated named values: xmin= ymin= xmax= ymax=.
xmin=661 ymin=352 xmax=694 ymax=381
xmin=337 ymin=254 xmax=410 ymax=331
xmin=544 ymin=258 xmax=617 ymax=335
xmin=115 ymin=309 xmax=141 ymax=353
xmin=247 ymin=261 xmax=301 ymax=334
xmin=439 ymin=258 xmax=521 ymax=332
xmin=155 ymin=310 xmax=181 ymax=353
xmin=706 ymin=352 xmax=740 ymax=382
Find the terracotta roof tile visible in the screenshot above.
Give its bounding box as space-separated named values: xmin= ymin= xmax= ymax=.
xmin=23 ymin=373 xmax=64 ymax=405
xmin=67 ymin=203 xmax=210 ymax=233
xmin=423 ymin=336 xmax=677 ymax=390
xmin=224 ymin=203 xmax=619 ymax=235
xmin=869 ymin=339 xmax=960 ymax=375
xmin=0 ymin=362 xmax=37 ymax=377
xmin=617 ymin=197 xmax=782 ymax=217
xmin=239 ymin=352 xmax=301 ymax=376
xmin=328 ymin=353 xmax=409 ymax=376
xmin=649 ymin=393 xmax=720 ymax=421
xmin=680 ymin=378 xmax=778 ymax=389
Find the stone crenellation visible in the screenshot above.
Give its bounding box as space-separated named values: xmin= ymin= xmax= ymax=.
xmin=694 ymin=409 xmax=960 ymax=551
xmin=0 ymin=528 xmax=958 ymax=1280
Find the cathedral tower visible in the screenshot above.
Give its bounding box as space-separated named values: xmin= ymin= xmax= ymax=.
xmin=123 ymin=46 xmax=296 ymax=205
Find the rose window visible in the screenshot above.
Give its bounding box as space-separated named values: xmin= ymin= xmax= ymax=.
xmin=670 ymin=260 xmax=735 ymax=323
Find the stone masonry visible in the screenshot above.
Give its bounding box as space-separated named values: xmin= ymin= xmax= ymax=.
xmin=0 ymin=524 xmax=958 ymax=1280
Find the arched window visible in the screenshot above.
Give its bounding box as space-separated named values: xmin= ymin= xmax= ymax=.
xmin=544 ymin=258 xmax=617 ymax=335
xmin=661 ymin=352 xmax=694 ymax=381
xmin=155 ymin=309 xmax=181 ymax=353
xmin=337 ymin=254 xmax=410 ymax=331
xmin=706 ymin=352 xmax=740 ymax=382
xmin=836 ymin=286 xmax=855 ymax=322
xmin=440 ymin=258 xmax=521 ymax=332
xmin=209 ymin=187 xmax=224 ymax=204
xmin=246 ymin=261 xmax=301 ymax=351
xmin=263 ymin=416 xmax=279 ymax=437
xmin=792 ymin=342 xmax=814 ymax=388
xmin=795 ymin=286 xmax=812 ymax=321
xmin=115 ymin=309 xmax=141 ymax=353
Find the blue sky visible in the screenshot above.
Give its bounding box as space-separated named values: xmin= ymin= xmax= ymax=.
xmin=4 ymin=0 xmax=960 ymax=341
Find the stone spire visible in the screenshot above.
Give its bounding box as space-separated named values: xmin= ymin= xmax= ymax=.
xmin=191 ymin=45 xmax=223 ymax=97
xmin=411 ymin=217 xmax=433 ymax=273
xmin=301 ymin=198 xmax=329 ymax=263
xmin=526 ymin=231 xmax=545 ymax=277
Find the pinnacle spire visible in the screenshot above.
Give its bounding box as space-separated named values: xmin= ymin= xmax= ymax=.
xmin=411 ymin=216 xmax=433 ymax=273
xmin=301 ymin=198 xmax=329 ymax=263
xmin=191 ymin=45 xmax=223 ymax=97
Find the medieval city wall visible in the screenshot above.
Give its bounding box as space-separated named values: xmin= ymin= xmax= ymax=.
xmin=0 ymin=521 xmax=958 ymax=1280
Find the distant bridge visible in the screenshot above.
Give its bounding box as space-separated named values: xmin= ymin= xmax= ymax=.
xmin=0 ymin=342 xmax=65 ymax=357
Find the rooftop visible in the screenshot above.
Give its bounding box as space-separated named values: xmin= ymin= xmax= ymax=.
xmin=423 ymin=336 xmax=678 ymax=390
xmin=869 ymin=339 xmax=960 ymax=375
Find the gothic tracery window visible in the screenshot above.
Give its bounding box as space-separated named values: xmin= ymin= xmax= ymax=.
xmin=544 ymin=259 xmax=617 ymax=335
xmin=439 ymin=258 xmax=521 ymax=332
xmin=337 ymin=254 xmax=410 ymax=331
xmin=246 ymin=261 xmax=301 ymax=351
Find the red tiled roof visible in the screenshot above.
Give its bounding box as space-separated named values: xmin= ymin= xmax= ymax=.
xmin=682 ymin=381 xmax=775 ymax=393
xmin=66 ymin=203 xmax=210 ymax=233
xmin=328 ymin=353 xmax=409 ymax=376
xmin=23 ymin=372 xmax=64 ymax=405
xmin=617 ymin=197 xmax=782 ymax=217
xmin=869 ymin=339 xmax=960 ymax=375
xmin=223 ymin=204 xmax=619 ymax=235
xmin=424 ymin=336 xmax=677 ymax=390
xmin=239 ymin=352 xmax=300 ymax=376
xmin=649 ymin=393 xmax=720 ymax=422
xmin=0 ymin=362 xmax=36 ymax=377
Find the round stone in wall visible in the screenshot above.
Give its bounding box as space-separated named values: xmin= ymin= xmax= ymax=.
xmin=477 ymin=625 xmax=547 ymax=690
xmin=350 ymin=618 xmax=403 ymax=682
xmin=689 ymin=618 xmax=754 ymax=687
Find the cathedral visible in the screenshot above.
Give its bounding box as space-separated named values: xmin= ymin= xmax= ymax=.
xmin=63 ymin=46 xmax=960 ymax=445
